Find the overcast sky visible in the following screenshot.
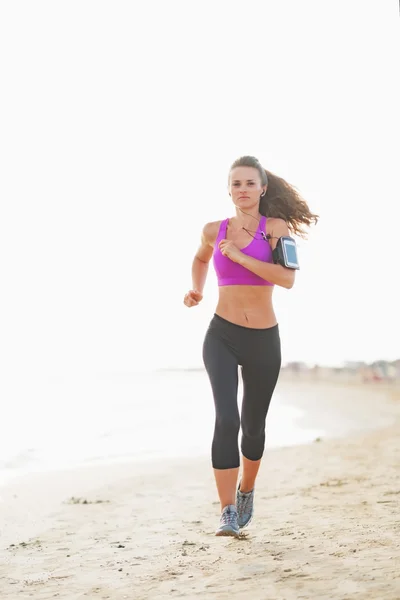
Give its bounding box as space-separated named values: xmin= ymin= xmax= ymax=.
xmin=1 ymin=0 xmax=399 ymax=379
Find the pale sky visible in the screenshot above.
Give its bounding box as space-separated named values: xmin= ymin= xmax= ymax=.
xmin=1 ymin=0 xmax=399 ymax=379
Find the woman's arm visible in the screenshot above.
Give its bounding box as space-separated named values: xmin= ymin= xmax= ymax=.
xmin=237 ymin=254 xmax=295 ymax=289
xmin=219 ymin=218 xmax=296 ymax=289
xmin=191 ymin=222 xmax=217 ymax=294
xmin=184 ymin=222 xmax=219 ymax=307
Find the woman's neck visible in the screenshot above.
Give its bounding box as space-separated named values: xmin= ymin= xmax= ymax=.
xmin=231 ymin=208 xmax=261 ymax=230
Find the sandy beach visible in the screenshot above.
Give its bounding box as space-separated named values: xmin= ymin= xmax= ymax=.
xmin=1 ymin=380 xmax=400 ymax=600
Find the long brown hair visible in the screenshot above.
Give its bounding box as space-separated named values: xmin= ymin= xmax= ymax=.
xmin=229 ymin=155 xmax=318 ymax=238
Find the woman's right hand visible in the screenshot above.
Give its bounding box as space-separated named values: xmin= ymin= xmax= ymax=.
xmin=183 ymin=289 xmax=203 ymax=307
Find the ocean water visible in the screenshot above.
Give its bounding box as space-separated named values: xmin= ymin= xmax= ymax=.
xmin=0 ymin=369 xmax=328 ymax=487
xmin=8 ymin=366 xmax=400 ymax=489
xmin=2 ymin=368 xmax=397 ymax=489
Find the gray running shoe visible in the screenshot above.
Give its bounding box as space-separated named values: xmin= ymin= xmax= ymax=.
xmin=236 ymin=485 xmax=255 ymax=529
xmin=215 ymin=504 xmax=240 ymax=537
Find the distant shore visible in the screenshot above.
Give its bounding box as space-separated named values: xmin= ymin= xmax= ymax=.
xmin=279 ymin=366 xmax=400 ymax=399
xmin=159 ymin=362 xmax=400 ymax=390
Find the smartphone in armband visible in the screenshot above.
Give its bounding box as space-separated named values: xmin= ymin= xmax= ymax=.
xmin=272 ymin=236 xmax=300 ymax=270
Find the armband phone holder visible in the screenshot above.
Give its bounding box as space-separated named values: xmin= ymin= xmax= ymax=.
xmin=272 ymin=236 xmax=300 ymax=270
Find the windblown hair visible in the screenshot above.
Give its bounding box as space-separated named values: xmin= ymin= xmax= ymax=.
xmin=229 ymin=155 xmax=318 ymax=238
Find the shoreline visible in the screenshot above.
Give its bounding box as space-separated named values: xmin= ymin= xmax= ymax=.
xmin=1 ymin=422 xmax=399 ymax=598
xmin=1 ymin=377 xmax=398 ymax=493
xmin=1 ymin=380 xmax=400 ymax=598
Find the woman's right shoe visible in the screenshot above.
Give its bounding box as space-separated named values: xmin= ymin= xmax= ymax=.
xmin=215 ymin=504 xmax=240 ymax=537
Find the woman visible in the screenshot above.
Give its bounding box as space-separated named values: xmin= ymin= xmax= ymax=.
xmin=184 ymin=155 xmax=318 ymax=537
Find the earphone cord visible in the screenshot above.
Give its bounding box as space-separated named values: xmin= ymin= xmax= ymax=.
xmin=242 ymin=227 xmax=279 ymax=242
xmin=237 ymin=210 xmax=279 ymax=241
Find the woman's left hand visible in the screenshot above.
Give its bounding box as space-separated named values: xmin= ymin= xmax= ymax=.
xmin=219 ymin=239 xmax=243 ymax=263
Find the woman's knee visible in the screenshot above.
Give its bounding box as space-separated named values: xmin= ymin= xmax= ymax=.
xmin=215 ymin=413 xmax=240 ymax=438
xmin=241 ymin=429 xmax=266 ymax=462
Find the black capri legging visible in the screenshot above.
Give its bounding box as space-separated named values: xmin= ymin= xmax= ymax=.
xmin=203 ymin=314 xmax=281 ymax=470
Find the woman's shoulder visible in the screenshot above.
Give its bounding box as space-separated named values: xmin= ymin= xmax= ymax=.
xmin=265 ymin=217 xmax=290 ymax=235
xmin=202 ymin=219 xmax=225 ymax=244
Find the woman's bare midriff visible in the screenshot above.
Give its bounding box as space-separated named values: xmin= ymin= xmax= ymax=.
xmin=215 ymin=285 xmax=277 ymax=329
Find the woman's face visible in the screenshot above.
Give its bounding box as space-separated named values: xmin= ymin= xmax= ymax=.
xmin=228 ymin=166 xmax=266 ymax=211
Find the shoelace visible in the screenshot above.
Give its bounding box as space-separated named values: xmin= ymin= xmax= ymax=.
xmin=221 ymin=507 xmax=238 ymax=527
xmin=238 ymin=491 xmax=253 ymax=514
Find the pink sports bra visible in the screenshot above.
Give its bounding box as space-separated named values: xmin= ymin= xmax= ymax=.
xmin=213 ymin=215 xmax=274 ymax=287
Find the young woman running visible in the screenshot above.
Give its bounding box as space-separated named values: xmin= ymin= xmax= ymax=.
xmin=184 ymin=155 xmax=318 ymax=537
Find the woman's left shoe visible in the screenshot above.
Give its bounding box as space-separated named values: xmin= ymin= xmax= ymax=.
xmin=236 ymin=484 xmax=255 ymax=529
